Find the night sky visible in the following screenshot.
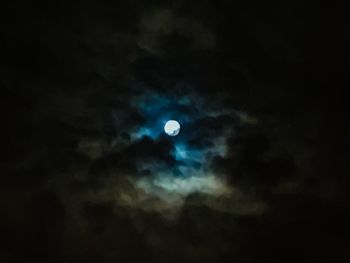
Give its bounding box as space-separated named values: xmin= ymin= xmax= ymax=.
xmin=1 ymin=1 xmax=349 ymax=262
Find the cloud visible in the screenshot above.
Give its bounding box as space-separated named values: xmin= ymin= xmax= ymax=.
xmin=138 ymin=8 xmax=215 ymax=54
xmin=1 ymin=1 xmax=347 ymax=262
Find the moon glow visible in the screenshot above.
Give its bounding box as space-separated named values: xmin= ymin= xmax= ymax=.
xmin=164 ymin=120 xmax=180 ymax=136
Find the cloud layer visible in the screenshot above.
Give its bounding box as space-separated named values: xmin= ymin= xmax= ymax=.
xmin=1 ymin=1 xmax=349 ymax=262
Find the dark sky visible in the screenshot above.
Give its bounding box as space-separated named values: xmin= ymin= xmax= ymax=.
xmin=0 ymin=1 xmax=349 ymax=262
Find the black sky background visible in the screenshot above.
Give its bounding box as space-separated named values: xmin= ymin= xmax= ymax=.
xmin=0 ymin=1 xmax=349 ymax=262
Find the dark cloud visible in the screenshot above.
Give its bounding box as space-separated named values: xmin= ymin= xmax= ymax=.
xmin=0 ymin=1 xmax=349 ymax=262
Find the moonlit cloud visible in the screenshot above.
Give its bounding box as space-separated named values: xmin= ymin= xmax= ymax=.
xmin=91 ymin=84 xmax=264 ymax=217
xmin=136 ymin=170 xmax=230 ymax=198
xmin=2 ymin=1 xmax=344 ymax=262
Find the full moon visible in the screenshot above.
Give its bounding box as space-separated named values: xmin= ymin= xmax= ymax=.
xmin=164 ymin=120 xmax=180 ymax=136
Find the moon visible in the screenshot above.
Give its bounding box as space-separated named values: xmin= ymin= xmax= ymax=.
xmin=164 ymin=120 xmax=180 ymax=136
